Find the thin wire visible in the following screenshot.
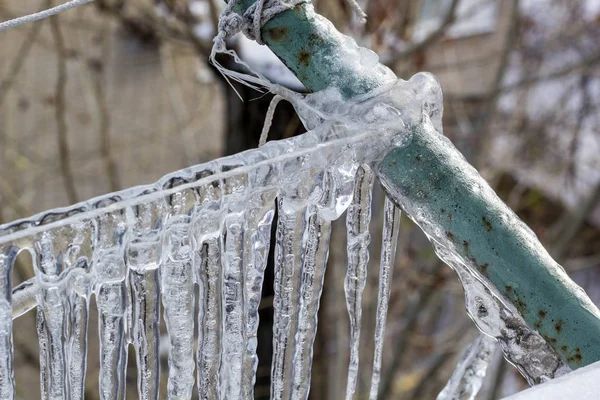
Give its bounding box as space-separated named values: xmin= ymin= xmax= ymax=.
xmin=0 ymin=0 xmax=95 ymax=33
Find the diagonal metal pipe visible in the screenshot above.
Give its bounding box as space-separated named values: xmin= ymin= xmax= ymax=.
xmin=225 ymin=0 xmax=600 ymax=370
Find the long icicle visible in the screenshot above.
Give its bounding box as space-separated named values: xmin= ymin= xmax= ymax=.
xmin=35 ymin=234 xmax=68 ymax=399
xmin=437 ymin=333 xmax=497 ymax=400
xmin=126 ymin=202 xmax=164 ymax=399
xmin=163 ymin=214 xmax=196 ymax=399
xmin=369 ymin=196 xmax=401 ymax=399
xmin=67 ymin=286 xmax=89 ymax=399
xmin=241 ymin=192 xmax=276 ymax=398
xmin=129 ymin=266 xmax=160 ymax=399
xmin=96 ymin=211 xmax=129 ymax=400
xmin=196 ymin=204 xmax=223 ymax=400
xmin=344 ymin=165 xmax=374 ymax=400
xmin=290 ymin=206 xmax=332 ymax=400
xmin=220 ymin=213 xmax=246 ymax=398
xmin=128 ymin=228 xmax=161 ymax=400
xmin=270 ymin=200 xmax=305 ymax=400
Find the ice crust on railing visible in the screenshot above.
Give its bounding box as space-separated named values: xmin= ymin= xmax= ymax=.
xmin=0 ymin=72 xmax=569 ymax=399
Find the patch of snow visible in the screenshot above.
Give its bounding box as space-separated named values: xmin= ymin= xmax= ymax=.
xmin=502 ymin=360 xmax=600 ymax=400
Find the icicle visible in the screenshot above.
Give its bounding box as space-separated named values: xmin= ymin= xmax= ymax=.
xmin=195 ymin=199 xmax=224 ymax=400
xmin=97 ymin=282 xmax=129 ymax=400
xmin=67 ymin=290 xmax=89 ymax=400
xmin=369 ymin=197 xmax=401 ymax=400
xmin=34 ymin=232 xmax=68 ymax=399
xmin=66 ymin=222 xmax=94 ymax=400
xmin=129 ymin=267 xmax=160 ymax=399
xmin=344 ymin=165 xmax=374 ymax=400
xmin=290 ymin=206 xmax=332 ymax=400
xmin=270 ymin=200 xmax=305 ymax=400
xmin=162 ymin=189 xmax=197 ymax=399
xmin=240 ymin=191 xmax=276 ymax=398
xmin=0 ymin=246 xmax=17 ymax=399
xmin=126 ymin=199 xmax=168 ymax=399
xmin=127 ymin=232 xmax=161 ymax=399
xmin=95 ymin=211 xmax=130 ymax=400
xmin=219 ymin=213 xmax=246 ymax=398
xmin=437 ymin=334 xmax=497 ymax=400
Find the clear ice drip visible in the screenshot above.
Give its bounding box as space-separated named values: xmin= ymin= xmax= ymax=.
xmin=220 ymin=213 xmax=246 ymax=398
xmin=290 ymin=207 xmax=331 ymax=400
xmin=271 ymin=201 xmax=305 ymax=400
xmin=240 ymin=191 xmax=276 ymax=398
xmin=344 ymin=165 xmax=374 ymax=400
xmin=369 ymin=197 xmax=401 ymax=400
xmin=437 ymin=334 xmax=497 ymax=400
xmin=196 ymin=235 xmax=222 ymax=400
xmin=162 ymin=192 xmax=196 ymax=399
xmin=96 ymin=210 xmax=129 ymax=400
xmin=127 ymin=201 xmax=163 ymax=400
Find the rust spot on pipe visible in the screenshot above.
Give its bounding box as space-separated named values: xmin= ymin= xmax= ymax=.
xmin=482 ymin=216 xmax=492 ymax=232
xmin=298 ymin=48 xmax=311 ymax=66
xmin=555 ymin=320 xmax=563 ymax=333
xmin=267 ymin=26 xmax=288 ymax=42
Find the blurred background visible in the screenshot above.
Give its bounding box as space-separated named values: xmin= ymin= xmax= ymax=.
xmin=0 ymin=0 xmax=599 ymax=398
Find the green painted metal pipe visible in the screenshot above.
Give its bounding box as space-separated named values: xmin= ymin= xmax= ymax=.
xmin=227 ymin=2 xmax=600 ymax=369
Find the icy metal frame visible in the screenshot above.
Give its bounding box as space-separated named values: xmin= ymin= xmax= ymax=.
xmin=231 ymin=0 xmax=600 ymax=369
xmin=0 ymin=112 xmax=400 ymax=399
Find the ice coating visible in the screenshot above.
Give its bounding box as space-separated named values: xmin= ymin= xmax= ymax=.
xmin=369 ymin=197 xmax=401 ymax=400
xmin=437 ymin=334 xmax=497 ymax=400
xmin=0 ymin=70 xmax=583 ymax=398
xmin=443 ymin=247 xmax=570 ymax=384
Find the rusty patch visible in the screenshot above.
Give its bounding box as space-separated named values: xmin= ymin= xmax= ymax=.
xmin=480 ymin=263 xmax=489 ymax=274
xmin=538 ymin=310 xmax=547 ymax=318
xmin=561 ymin=345 xmax=568 ymax=352
xmin=267 ymin=26 xmax=288 ymax=42
xmin=298 ymin=49 xmax=310 ymax=66
xmin=555 ymin=320 xmax=563 ymax=333
xmin=446 ymin=231 xmax=455 ymax=241
xmin=482 ymin=216 xmax=492 ymax=232
xmin=447 ymin=212 xmax=453 ymax=221
xmin=542 ymin=335 xmax=557 ymax=344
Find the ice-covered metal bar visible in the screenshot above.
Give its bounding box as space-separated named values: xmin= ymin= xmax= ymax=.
xmin=0 ymin=99 xmax=405 ymax=398
xmin=229 ymin=0 xmax=600 ymax=369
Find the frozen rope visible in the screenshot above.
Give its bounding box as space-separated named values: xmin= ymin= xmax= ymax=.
xmin=209 ymin=0 xmax=308 ymax=100
xmin=0 ymin=0 xmax=95 ymax=32
xmin=259 ymin=94 xmax=284 ymax=147
xmin=344 ymin=0 xmax=367 ymax=23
